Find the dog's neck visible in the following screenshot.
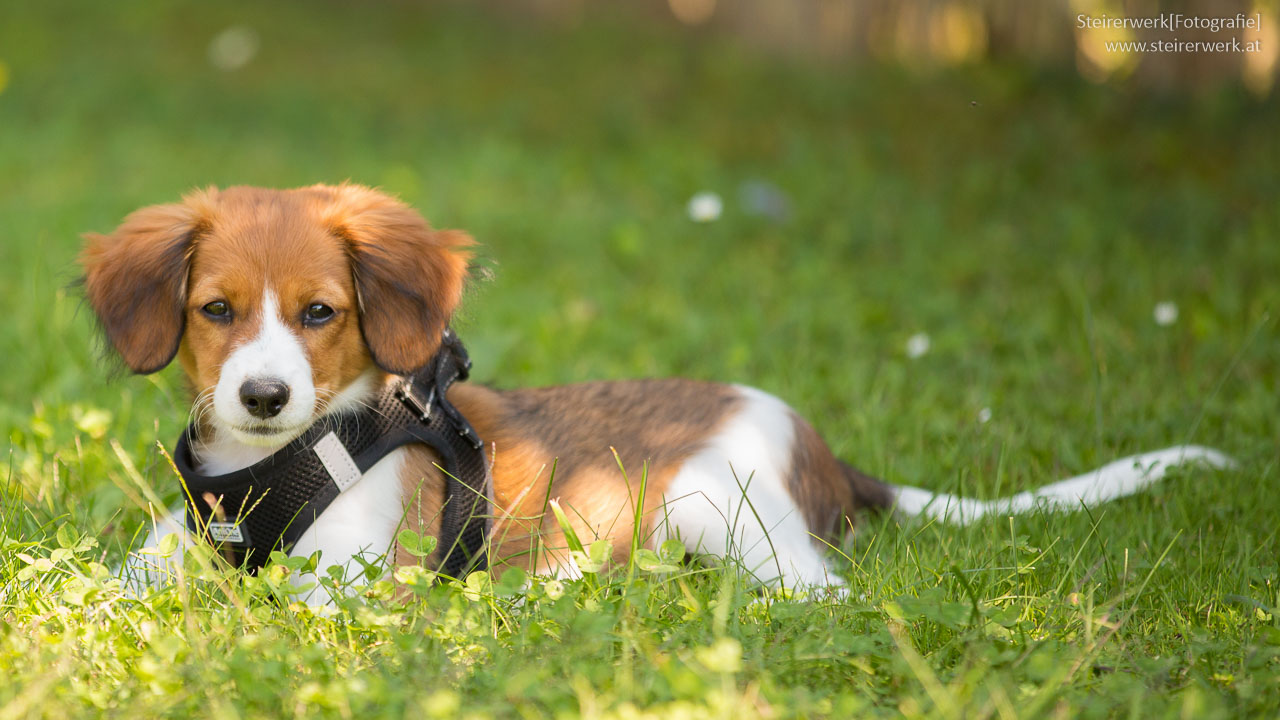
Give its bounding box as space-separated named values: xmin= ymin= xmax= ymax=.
xmin=191 ymin=369 xmax=384 ymax=475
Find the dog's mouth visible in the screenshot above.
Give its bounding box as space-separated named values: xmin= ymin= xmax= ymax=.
xmin=242 ymin=424 xmax=284 ymax=436
xmin=228 ymin=422 xmax=310 ymax=447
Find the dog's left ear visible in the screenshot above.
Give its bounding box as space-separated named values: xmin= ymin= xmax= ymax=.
xmin=322 ymin=184 xmax=473 ymax=375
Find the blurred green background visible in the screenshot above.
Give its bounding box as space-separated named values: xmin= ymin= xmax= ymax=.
xmin=1 ymin=0 xmax=1276 ymax=524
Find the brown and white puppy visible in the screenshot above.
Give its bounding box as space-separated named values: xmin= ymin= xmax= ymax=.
xmin=82 ymin=184 xmax=1230 ymax=596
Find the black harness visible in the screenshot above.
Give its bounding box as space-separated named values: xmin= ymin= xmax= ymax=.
xmin=175 ymin=329 xmax=491 ymax=579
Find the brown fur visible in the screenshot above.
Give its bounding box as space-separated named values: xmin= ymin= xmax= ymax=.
xmin=320 ymin=185 xmax=472 ymax=374
xmin=786 ymin=414 xmax=893 ymax=542
xmin=81 ymin=200 xmax=209 ymax=373
xmin=398 ymin=380 xmax=740 ymax=573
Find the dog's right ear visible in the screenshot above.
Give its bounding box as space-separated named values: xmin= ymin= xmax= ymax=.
xmin=80 ymin=197 xmax=209 ymax=374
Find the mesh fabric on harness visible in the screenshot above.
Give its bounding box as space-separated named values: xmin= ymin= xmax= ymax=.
xmin=173 ymin=329 xmax=490 ymax=579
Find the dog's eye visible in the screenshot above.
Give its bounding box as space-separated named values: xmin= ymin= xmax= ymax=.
xmin=202 ymin=301 xmax=231 ymax=320
xmin=303 ymin=303 xmax=335 ymax=326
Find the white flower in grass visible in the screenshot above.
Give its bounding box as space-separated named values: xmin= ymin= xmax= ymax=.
xmin=686 ymin=191 xmax=722 ymax=222
xmin=977 ymin=407 xmax=992 ymax=424
xmin=1154 ymin=301 xmax=1178 ymax=327
xmin=905 ymin=332 xmax=930 ymax=359
xmin=208 ymin=27 xmax=259 ymax=71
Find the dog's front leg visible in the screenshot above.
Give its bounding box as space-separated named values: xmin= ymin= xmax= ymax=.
xmin=118 ymin=505 xmax=190 ymax=596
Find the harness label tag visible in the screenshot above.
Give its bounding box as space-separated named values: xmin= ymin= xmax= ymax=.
xmin=208 ymin=522 xmax=245 ymax=544
xmin=315 ymin=431 xmax=362 ymax=492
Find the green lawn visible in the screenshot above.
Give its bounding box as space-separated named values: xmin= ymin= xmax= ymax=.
xmin=2 ymin=2 xmax=1278 ymax=718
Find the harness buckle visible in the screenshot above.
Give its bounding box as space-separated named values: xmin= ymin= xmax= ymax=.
xmin=458 ymin=423 xmax=483 ymax=450
xmin=396 ymin=379 xmax=435 ymax=421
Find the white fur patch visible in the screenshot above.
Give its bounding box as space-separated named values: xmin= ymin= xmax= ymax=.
xmin=655 ymin=385 xmax=839 ymax=589
xmin=893 ymin=445 xmax=1235 ymax=524
xmin=212 ymin=289 xmax=316 ymax=447
xmin=194 ymin=431 xmax=278 ymax=476
xmin=119 ymin=506 xmax=190 ymax=594
xmin=325 ymin=368 xmax=379 ymax=416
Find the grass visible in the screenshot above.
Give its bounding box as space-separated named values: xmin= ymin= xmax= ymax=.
xmin=2 ymin=2 xmax=1278 ymax=717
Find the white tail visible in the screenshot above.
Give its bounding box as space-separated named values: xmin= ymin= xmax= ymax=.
xmin=892 ymin=445 xmax=1234 ymax=525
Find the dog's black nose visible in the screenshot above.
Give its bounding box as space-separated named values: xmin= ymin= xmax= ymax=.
xmin=239 ymin=379 xmax=290 ymax=419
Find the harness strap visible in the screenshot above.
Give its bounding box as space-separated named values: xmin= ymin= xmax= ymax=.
xmin=175 ymin=329 xmax=490 ymax=579
xmin=392 ymin=330 xmax=488 ymax=578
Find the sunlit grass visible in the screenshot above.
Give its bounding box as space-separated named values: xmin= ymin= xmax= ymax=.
xmin=2 ymin=2 xmax=1278 ymax=717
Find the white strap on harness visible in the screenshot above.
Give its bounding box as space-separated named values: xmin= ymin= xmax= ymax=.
xmin=313 ymin=431 xmax=362 ymax=492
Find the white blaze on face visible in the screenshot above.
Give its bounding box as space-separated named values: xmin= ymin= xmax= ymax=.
xmin=212 ymin=289 xmax=316 ymax=445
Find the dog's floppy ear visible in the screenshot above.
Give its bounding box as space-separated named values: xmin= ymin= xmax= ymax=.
xmin=323 ymin=184 xmax=473 ymax=375
xmin=80 ymin=195 xmax=210 ymax=374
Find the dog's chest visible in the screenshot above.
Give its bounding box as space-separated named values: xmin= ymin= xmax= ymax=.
xmin=286 ymin=447 xmax=407 ymax=578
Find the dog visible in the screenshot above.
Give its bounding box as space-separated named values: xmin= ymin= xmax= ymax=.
xmin=81 ymin=183 xmax=1230 ymax=597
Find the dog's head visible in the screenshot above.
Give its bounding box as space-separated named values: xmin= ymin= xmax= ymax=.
xmin=81 ymin=184 xmax=472 ymax=446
